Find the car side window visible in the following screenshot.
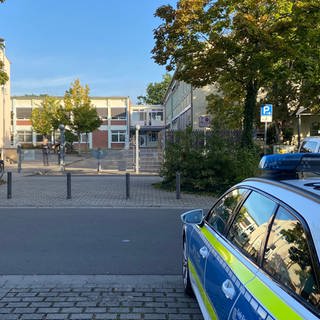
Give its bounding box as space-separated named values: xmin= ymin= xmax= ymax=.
xmin=263 ymin=207 xmax=320 ymax=311
xmin=227 ymin=191 xmax=277 ymax=262
xmin=300 ymin=141 xmax=318 ymax=153
xmin=206 ymin=188 xmax=247 ymax=235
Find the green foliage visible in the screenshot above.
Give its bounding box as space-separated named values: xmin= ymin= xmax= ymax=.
xmin=64 ymin=79 xmax=102 ymax=153
xmin=30 ymin=107 xmax=52 ymax=137
xmin=206 ymin=81 xmax=243 ymax=130
xmin=0 ymin=39 xmax=8 ymax=85
xmin=31 ymin=80 xmax=101 ymax=149
xmin=31 ymin=96 xmax=70 ymax=139
xmin=161 ymin=129 xmax=260 ymax=194
xmin=0 ymin=61 xmax=8 ymax=86
xmin=152 ymin=0 xmax=320 ymax=146
xmin=137 ymin=73 xmax=172 ymax=105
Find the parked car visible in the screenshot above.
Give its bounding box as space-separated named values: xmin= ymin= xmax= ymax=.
xmin=299 ymin=136 xmax=320 ymax=153
xmin=181 ymin=153 xmax=320 ymax=320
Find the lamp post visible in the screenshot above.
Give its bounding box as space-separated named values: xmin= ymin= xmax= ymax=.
xmin=59 ymin=124 xmax=65 ymax=171
xmin=296 ymin=107 xmax=307 ymax=149
xmin=135 ymin=124 xmax=140 ymax=174
xmin=0 ymin=38 xmax=5 ymax=161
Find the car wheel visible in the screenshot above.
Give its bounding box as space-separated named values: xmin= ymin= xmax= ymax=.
xmin=183 ymin=238 xmax=193 ymax=296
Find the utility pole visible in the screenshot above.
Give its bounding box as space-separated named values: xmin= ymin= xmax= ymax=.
xmin=135 ymin=124 xmax=140 ymax=174
xmin=0 ymin=38 xmax=6 ymax=161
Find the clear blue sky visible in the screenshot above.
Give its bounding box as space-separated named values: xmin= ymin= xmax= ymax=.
xmin=0 ymin=0 xmax=176 ymax=102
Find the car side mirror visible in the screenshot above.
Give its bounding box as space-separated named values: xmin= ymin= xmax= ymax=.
xmin=181 ymin=209 xmax=204 ymax=225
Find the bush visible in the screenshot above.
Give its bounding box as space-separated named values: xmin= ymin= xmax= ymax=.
xmin=160 ymin=129 xmax=260 ymax=195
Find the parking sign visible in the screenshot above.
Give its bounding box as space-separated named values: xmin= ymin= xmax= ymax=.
xmin=261 ymin=104 xmax=273 ymax=122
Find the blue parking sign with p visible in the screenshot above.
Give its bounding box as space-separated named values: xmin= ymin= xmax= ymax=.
xmin=261 ymin=104 xmax=272 ymax=116
xmin=261 ymin=104 xmax=273 ymax=122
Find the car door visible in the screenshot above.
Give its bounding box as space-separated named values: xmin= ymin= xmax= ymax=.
xmin=187 ymin=224 xmax=209 ymax=294
xmin=230 ymin=206 xmax=320 ymax=320
xmin=204 ymin=189 xmax=277 ymax=320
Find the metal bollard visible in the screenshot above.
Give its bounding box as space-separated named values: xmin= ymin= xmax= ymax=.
xmin=7 ymin=172 xmax=12 ymax=199
xmin=176 ymin=171 xmax=181 ymax=199
xmin=67 ymin=172 xmax=71 ymax=199
xmin=126 ymin=173 xmax=130 ymax=199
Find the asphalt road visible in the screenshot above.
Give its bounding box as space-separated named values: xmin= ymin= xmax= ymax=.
xmin=0 ymin=208 xmax=186 ymax=275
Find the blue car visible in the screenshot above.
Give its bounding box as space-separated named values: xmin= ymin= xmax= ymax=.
xmin=181 ymin=153 xmax=320 ymax=319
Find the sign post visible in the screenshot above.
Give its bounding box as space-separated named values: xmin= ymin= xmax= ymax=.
xmin=260 ymin=104 xmax=273 ymax=155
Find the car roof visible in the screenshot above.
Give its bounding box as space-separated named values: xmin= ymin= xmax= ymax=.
xmin=301 ymin=136 xmax=320 ymax=142
xmin=238 ymin=177 xmax=320 ymax=254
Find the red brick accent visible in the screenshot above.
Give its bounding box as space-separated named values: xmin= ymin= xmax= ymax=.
xmin=111 ymin=143 xmax=125 ymax=149
xmin=16 ymin=120 xmax=32 ymax=125
xmin=92 ymin=130 xmax=108 ymax=148
xmin=111 ymin=120 xmax=127 ymax=126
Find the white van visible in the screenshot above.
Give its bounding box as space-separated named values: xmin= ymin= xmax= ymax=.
xmin=299 ymin=136 xmax=320 ymax=153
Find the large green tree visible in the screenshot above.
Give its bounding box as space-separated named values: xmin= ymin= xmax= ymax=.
xmin=31 ymin=96 xmax=70 ymax=140
xmin=64 ymin=79 xmax=101 ymax=153
xmin=152 ymin=0 xmax=319 ymax=146
xmin=137 ymin=73 xmax=172 ymax=105
xmin=31 ymin=105 xmax=52 ymax=138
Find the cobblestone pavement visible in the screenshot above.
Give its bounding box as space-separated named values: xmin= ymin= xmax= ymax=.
xmin=0 ymin=175 xmax=214 ymax=209
xmin=0 ymin=276 xmax=203 ymax=320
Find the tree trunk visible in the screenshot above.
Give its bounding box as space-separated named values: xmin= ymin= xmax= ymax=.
xmin=241 ymin=80 xmax=258 ymax=148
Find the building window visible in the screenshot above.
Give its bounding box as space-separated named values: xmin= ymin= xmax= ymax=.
xmin=80 ymin=133 xmax=88 ymax=143
xmin=16 ymin=108 xmax=32 ymax=120
xmin=36 ymin=134 xmax=43 ymax=142
xmin=111 ymin=108 xmax=126 ymax=120
xmin=111 ymin=130 xmax=126 ymax=142
xmin=151 ymin=110 xmax=163 ymax=121
xmin=17 ymin=131 xmax=32 ymax=143
xmin=132 ymin=111 xmax=146 ymax=122
xmin=97 ymin=108 xmax=108 ymax=120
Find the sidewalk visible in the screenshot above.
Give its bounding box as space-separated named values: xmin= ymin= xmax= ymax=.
xmin=0 ymin=276 xmax=203 ymax=320
xmin=1 ymin=153 xmax=215 ymax=209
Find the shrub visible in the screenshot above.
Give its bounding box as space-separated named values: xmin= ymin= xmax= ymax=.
xmin=160 ymin=129 xmax=260 ymax=195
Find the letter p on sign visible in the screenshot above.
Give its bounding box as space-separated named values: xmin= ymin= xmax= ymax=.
xmin=260 ymin=104 xmax=273 ymax=122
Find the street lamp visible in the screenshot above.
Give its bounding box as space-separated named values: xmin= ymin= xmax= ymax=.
xmin=135 ymin=124 xmax=140 ymax=174
xmin=296 ymin=107 xmax=308 ymax=149
xmin=59 ymin=124 xmax=65 ymax=170
xmin=0 ymin=38 xmax=5 ymax=161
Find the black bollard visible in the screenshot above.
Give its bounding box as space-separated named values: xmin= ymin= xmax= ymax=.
xmin=67 ymin=172 xmax=71 ymax=199
xmin=126 ymin=173 xmax=130 ymax=199
xmin=7 ymin=172 xmax=12 ymax=199
xmin=176 ymin=171 xmax=181 ymax=199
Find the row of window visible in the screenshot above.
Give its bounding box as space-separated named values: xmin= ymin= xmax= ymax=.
xmin=207 ymin=188 xmax=320 ymax=312
xmin=15 ymin=107 xmax=127 ymax=120
xmin=16 ymin=130 xmax=127 ymax=143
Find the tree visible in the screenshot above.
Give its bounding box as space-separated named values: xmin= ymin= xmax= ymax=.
xmin=31 ymin=96 xmax=70 ymax=142
xmin=0 ymin=39 xmax=8 ymax=86
xmin=137 ymin=73 xmax=172 ymax=105
xmin=206 ymin=81 xmax=244 ymax=130
xmin=31 ymin=105 xmax=52 ymax=139
xmin=152 ymin=0 xmax=319 ymax=146
xmin=64 ymin=79 xmax=102 ymax=153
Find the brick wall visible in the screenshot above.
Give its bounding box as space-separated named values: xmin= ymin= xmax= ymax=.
xmin=92 ymin=130 xmax=108 ymax=148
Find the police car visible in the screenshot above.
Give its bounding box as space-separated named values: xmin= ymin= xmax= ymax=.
xmin=181 ymin=153 xmax=320 ymax=320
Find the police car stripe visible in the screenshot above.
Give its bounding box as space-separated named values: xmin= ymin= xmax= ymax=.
xmin=246 ymin=278 xmax=303 ymax=320
xmin=198 ymin=227 xmax=302 ymax=320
